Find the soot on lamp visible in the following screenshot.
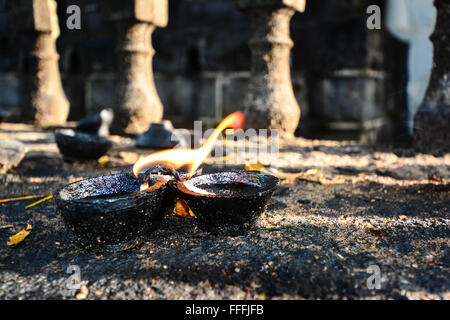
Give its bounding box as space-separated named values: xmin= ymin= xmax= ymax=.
xmin=54 ymin=173 xmax=167 ymax=252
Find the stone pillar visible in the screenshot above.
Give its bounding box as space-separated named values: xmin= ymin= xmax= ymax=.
xmin=413 ymin=0 xmax=450 ymax=154
xmin=13 ymin=0 xmax=69 ymax=126
xmin=235 ymin=0 xmax=305 ymax=137
xmin=106 ymin=0 xmax=168 ymax=135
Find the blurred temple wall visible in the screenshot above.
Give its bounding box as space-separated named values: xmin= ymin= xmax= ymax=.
xmin=0 ymin=0 xmax=410 ymax=143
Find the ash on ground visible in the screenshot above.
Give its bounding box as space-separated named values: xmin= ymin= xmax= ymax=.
xmin=0 ymin=124 xmax=448 ymax=300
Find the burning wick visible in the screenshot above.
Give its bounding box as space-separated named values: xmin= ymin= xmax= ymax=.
xmin=140 ymin=182 xmax=149 ymax=192
xmin=133 ymin=111 xmax=245 ymax=185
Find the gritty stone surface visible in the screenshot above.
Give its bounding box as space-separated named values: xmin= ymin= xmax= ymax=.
xmin=0 ymin=139 xmax=26 ymax=174
xmin=0 ymin=123 xmax=449 ymax=300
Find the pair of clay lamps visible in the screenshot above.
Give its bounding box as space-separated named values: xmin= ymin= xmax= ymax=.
xmin=54 ymin=170 xmax=279 ymax=252
xmin=54 ymin=109 xmax=114 ymax=161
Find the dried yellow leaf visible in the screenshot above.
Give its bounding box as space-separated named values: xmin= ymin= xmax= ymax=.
xmin=295 ymin=168 xmax=328 ymax=184
xmin=173 ymin=197 xmax=196 ymax=218
xmin=245 ymin=162 xmax=269 ymax=172
xmin=97 ymin=155 xmax=109 ymax=167
xmin=245 ymin=162 xmax=278 ymax=177
xmin=305 ymin=168 xmax=320 ymax=175
xmin=0 ymin=225 xmax=13 ymax=229
xmin=7 ymin=229 xmax=30 ymax=246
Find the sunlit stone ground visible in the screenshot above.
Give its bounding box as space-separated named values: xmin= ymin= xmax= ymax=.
xmin=0 ymin=123 xmax=448 ymax=299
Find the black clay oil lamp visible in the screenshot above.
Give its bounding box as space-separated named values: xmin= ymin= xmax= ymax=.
xmin=54 ymin=173 xmax=167 ymax=252
xmin=54 ymin=129 xmax=113 ymax=161
xmin=175 ymin=171 xmax=279 ymax=235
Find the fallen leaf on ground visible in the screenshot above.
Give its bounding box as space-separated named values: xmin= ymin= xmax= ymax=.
xmin=97 ymin=155 xmax=109 ymax=167
xmin=245 ymin=162 xmax=273 ymax=174
xmin=245 ymin=162 xmax=296 ymax=181
xmin=6 ymin=226 xmax=32 ymax=246
xmin=173 ymin=197 xmax=196 ymax=218
xmin=305 ymin=168 xmax=320 ymax=175
xmin=295 ymin=169 xmax=329 ymax=184
xmin=0 ymin=225 xmax=13 ymax=229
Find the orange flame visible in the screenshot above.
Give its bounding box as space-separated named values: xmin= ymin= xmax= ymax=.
xmin=133 ymin=111 xmax=245 ymax=179
xmin=140 ymin=182 xmax=149 ymax=191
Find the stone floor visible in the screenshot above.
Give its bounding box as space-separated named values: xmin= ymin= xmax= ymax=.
xmin=0 ymin=123 xmax=449 ymax=299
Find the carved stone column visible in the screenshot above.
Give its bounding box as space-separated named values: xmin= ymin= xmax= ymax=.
xmin=235 ymin=0 xmax=306 ymax=137
xmin=413 ymin=0 xmax=450 ymax=154
xmin=13 ymin=0 xmax=69 ymax=126
xmin=107 ymin=0 xmax=168 ymax=135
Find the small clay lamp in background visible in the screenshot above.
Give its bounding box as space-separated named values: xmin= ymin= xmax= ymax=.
xmin=54 ymin=129 xmax=114 ymax=162
xmin=76 ymin=109 xmax=114 ymax=137
xmin=54 ymin=109 xmax=114 ymax=161
xmin=135 ymin=120 xmax=185 ymax=149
